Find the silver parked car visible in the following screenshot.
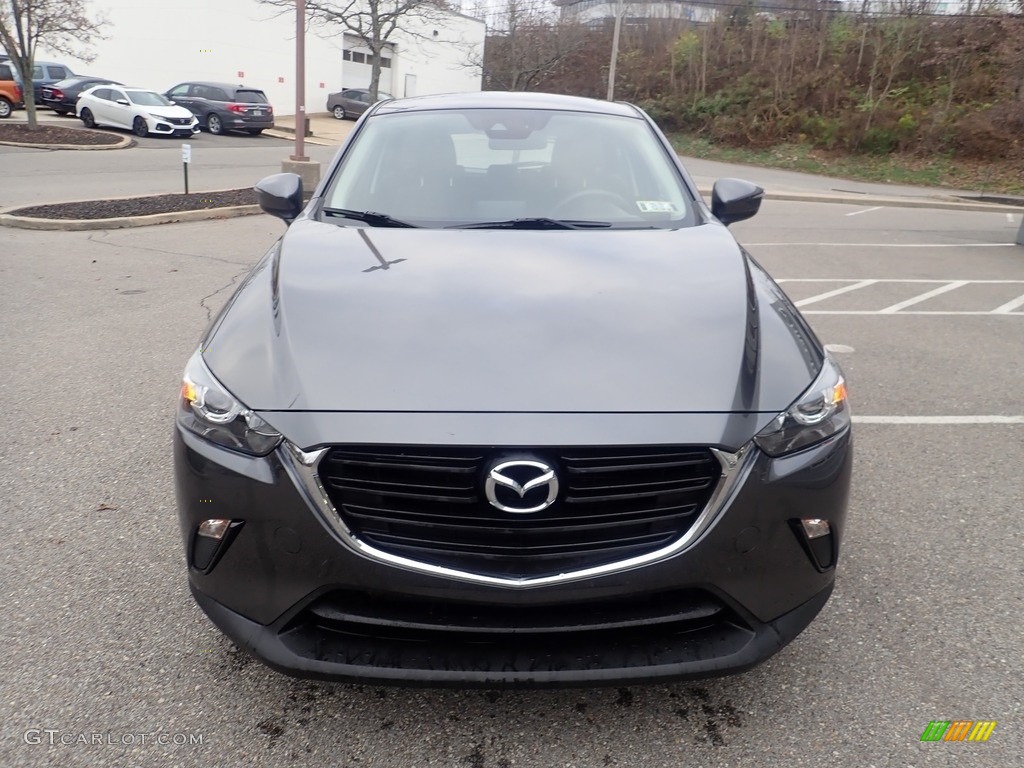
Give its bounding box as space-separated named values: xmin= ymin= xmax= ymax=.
xmin=326 ymin=87 xmax=393 ymax=120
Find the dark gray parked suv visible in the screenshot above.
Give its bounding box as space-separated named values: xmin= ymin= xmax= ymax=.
xmin=164 ymin=81 xmax=274 ymax=135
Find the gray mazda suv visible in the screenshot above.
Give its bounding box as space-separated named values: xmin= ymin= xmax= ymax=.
xmin=173 ymin=91 xmax=853 ymax=687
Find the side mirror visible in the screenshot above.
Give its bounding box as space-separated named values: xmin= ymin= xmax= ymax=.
xmin=255 ymin=173 xmax=304 ymax=224
xmin=711 ymin=178 xmax=764 ymax=226
xmin=115 ymin=98 xmax=129 ymax=106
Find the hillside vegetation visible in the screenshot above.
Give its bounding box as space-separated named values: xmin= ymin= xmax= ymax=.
xmin=483 ymin=6 xmax=1024 ymax=179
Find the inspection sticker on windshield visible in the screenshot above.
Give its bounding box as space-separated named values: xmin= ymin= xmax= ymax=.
xmin=637 ymin=201 xmax=677 ymax=213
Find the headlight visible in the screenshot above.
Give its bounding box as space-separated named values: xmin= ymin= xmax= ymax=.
xmin=754 ymin=357 xmax=850 ymax=457
xmin=177 ymin=349 xmax=282 ymax=456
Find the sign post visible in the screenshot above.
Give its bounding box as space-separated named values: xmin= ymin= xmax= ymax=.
xmin=181 ymin=143 xmax=192 ymax=194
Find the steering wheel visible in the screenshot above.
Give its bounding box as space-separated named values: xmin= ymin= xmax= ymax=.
xmin=552 ymin=189 xmax=635 ymax=217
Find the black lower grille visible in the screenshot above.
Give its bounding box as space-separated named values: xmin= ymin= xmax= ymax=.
xmin=302 ymin=588 xmax=727 ymax=636
xmin=169 ymin=117 xmax=191 ymax=125
xmin=278 ymin=588 xmax=752 ymax=683
xmin=319 ymin=445 xmax=721 ymax=577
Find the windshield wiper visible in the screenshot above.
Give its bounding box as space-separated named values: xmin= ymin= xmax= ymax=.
xmin=448 ymin=217 xmax=612 ymax=230
xmin=322 ymin=208 xmax=418 ymax=228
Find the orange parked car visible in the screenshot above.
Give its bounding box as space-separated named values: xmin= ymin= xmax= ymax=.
xmin=0 ymin=59 xmax=24 ymax=118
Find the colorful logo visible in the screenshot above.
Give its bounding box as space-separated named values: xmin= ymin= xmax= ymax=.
xmin=920 ymin=721 xmax=996 ymax=742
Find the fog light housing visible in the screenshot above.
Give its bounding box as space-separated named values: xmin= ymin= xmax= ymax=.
xmin=198 ymin=519 xmax=232 ymax=539
xmin=192 ymin=520 xmax=243 ymax=573
xmin=800 ymin=518 xmax=831 ymax=539
xmin=792 ymin=518 xmax=836 ymax=571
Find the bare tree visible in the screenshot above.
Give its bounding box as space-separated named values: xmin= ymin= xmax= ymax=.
xmin=479 ymin=0 xmax=592 ymax=92
xmin=256 ymin=0 xmax=453 ymax=100
xmin=0 ymin=0 xmax=107 ymax=129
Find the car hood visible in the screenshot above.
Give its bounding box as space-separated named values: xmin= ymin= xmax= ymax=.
xmin=204 ymin=219 xmax=820 ymax=415
xmin=143 ymin=104 xmax=194 ymax=119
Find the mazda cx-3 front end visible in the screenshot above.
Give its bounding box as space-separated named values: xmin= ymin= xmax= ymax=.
xmin=173 ymin=91 xmax=852 ymax=686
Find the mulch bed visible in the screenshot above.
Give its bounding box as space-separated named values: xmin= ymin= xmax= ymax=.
xmin=9 ymin=189 xmax=258 ymax=219
xmin=0 ymin=123 xmax=125 ymax=146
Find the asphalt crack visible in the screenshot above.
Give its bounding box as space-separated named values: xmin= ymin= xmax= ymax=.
xmin=200 ymin=268 xmax=249 ymax=321
xmin=85 ymin=230 xmax=253 ymax=266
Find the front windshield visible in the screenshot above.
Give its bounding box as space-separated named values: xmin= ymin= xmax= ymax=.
xmin=127 ymin=90 xmax=172 ymax=107
xmin=322 ymin=108 xmax=695 ymax=228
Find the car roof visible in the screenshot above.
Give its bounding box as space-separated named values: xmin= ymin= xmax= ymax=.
xmin=373 ymin=91 xmax=642 ymax=118
xmin=177 ymin=81 xmax=263 ymax=91
xmin=60 ymin=75 xmax=117 ymax=83
xmin=89 ymin=86 xmax=156 ymax=94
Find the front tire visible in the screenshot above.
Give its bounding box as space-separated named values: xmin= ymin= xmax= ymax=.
xmin=332 ymin=105 xmax=345 ymax=120
xmin=133 ymin=116 xmax=149 ymax=137
xmin=80 ymin=108 xmax=96 ymax=128
xmin=0 ymin=97 xmax=12 ymax=119
xmin=206 ymin=113 xmax=224 ymax=135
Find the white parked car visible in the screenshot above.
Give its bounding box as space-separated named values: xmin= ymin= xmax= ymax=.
xmin=77 ymin=85 xmax=199 ymax=138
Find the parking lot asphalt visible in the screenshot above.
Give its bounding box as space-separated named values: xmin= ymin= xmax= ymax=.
xmin=0 ymin=127 xmax=339 ymax=209
xmin=1 ymin=190 xmax=1023 ymax=765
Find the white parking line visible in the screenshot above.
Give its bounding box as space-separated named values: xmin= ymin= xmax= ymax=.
xmin=992 ymin=293 xmax=1024 ymax=314
xmin=778 ymin=279 xmax=1024 ymax=283
xmin=854 ymin=416 xmax=1024 ymax=424
xmin=879 ymin=281 xmax=969 ymax=313
xmin=749 ymin=243 xmax=1016 ymax=248
xmin=794 ymin=280 xmax=878 ymax=307
xmin=804 ymin=310 xmax=1024 ymax=316
xmin=845 ymin=206 xmax=883 ymax=217
xmin=777 ymin=279 xmax=1024 ymax=315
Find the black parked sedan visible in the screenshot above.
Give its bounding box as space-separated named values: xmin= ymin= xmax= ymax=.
xmin=174 ymin=91 xmax=852 ymax=687
xmin=41 ymin=76 xmax=122 ymax=115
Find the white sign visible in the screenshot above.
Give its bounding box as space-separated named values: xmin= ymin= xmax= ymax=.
xmin=181 ymin=143 xmax=192 ymax=164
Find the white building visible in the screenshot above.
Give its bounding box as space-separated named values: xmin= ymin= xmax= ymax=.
xmin=35 ymin=0 xmax=485 ymax=115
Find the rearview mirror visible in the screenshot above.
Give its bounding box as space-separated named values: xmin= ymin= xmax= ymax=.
xmin=711 ymin=178 xmax=764 ymax=226
xmin=255 ymin=173 xmax=304 ymax=224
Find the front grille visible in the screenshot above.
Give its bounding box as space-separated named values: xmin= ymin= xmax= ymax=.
xmin=319 ymin=445 xmax=721 ymax=578
xmin=169 ymin=117 xmax=191 ymax=125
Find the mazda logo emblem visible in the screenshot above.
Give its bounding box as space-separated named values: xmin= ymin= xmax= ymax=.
xmin=484 ymin=460 xmax=559 ymax=514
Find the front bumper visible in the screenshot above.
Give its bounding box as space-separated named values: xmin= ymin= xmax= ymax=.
xmin=147 ymin=116 xmax=199 ymax=136
xmin=174 ymin=425 xmax=852 ymax=686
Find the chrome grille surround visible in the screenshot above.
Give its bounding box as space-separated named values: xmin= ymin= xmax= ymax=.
xmin=281 ymin=441 xmax=754 ymax=589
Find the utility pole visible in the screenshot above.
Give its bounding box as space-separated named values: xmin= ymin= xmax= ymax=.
xmin=282 ymin=0 xmax=321 ymax=189
xmin=606 ymin=0 xmax=624 ymax=101
xmin=292 ymin=0 xmax=308 ymax=162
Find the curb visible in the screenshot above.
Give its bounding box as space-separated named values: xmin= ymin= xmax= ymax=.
xmin=0 ymin=132 xmax=133 ymax=151
xmin=0 ymin=204 xmax=261 ymax=231
xmin=263 ymin=128 xmax=337 ymax=146
xmin=696 ymin=188 xmax=1024 ymax=213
